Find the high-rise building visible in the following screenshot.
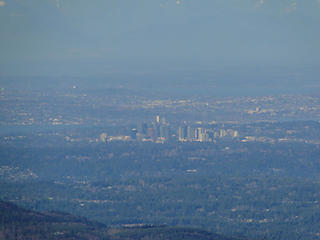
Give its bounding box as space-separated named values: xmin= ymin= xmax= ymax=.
xmin=160 ymin=125 xmax=170 ymax=140
xmin=233 ymin=130 xmax=239 ymax=138
xmin=195 ymin=127 xmax=202 ymax=140
xmin=152 ymin=122 xmax=160 ymax=139
xmin=178 ymin=127 xmax=183 ymax=141
xmin=207 ymin=131 xmax=214 ymax=141
xmin=147 ymin=128 xmax=154 ymax=139
xmin=187 ymin=125 xmax=193 ymax=141
xmin=214 ymin=132 xmax=219 ymax=139
xmin=137 ymin=122 xmax=148 ymax=135
xmin=130 ymin=128 xmax=137 ymax=140
xmin=178 ymin=126 xmax=186 ymax=141
xmin=220 ymin=129 xmax=227 ymax=138
xmin=199 ymin=131 xmax=206 ymax=142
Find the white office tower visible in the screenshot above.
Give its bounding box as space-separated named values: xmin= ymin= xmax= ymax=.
xmin=187 ymin=125 xmax=193 ymax=141
xmin=220 ymin=129 xmax=227 ymax=138
xmin=178 ymin=127 xmax=185 ymax=141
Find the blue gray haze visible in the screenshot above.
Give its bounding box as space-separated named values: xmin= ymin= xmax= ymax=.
xmin=0 ymin=0 xmax=319 ymax=95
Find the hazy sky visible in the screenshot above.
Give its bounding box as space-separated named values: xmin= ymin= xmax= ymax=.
xmin=0 ymin=0 xmax=319 ymax=86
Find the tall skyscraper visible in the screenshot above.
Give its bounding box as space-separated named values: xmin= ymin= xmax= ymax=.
xmin=130 ymin=128 xmax=137 ymax=140
xmin=178 ymin=125 xmax=188 ymax=141
xmin=152 ymin=122 xmax=160 ymax=139
xmin=187 ymin=125 xmax=193 ymax=141
xmin=137 ymin=122 xmax=148 ymax=135
xmin=178 ymin=127 xmax=184 ymax=141
xmin=147 ymin=128 xmax=154 ymax=139
xmin=220 ymin=129 xmax=227 ymax=138
xmin=195 ymin=127 xmax=202 ymax=140
xmin=207 ymin=131 xmax=214 ymax=141
xmin=160 ymin=125 xmax=170 ymax=140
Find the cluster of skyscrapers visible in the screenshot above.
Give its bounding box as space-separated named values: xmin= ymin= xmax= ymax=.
xmin=132 ymin=116 xmax=239 ymax=142
xmin=178 ymin=125 xmax=239 ymax=142
xmin=133 ymin=116 xmax=170 ymax=141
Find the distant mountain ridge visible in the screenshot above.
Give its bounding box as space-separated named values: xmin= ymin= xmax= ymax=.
xmin=0 ymin=200 xmax=237 ymax=240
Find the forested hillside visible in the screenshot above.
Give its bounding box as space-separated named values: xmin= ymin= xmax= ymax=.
xmin=0 ymin=200 xmax=234 ymax=240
